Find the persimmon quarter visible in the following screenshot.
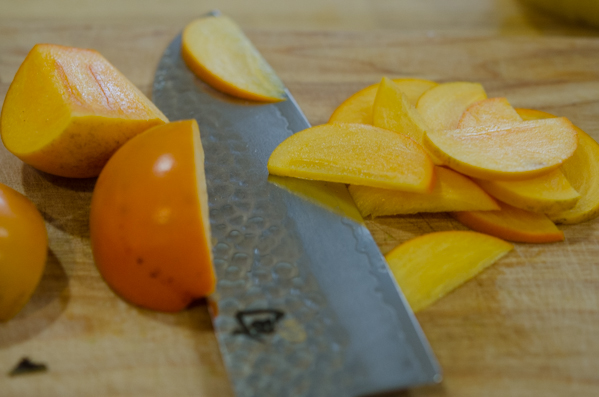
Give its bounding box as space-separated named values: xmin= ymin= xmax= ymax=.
xmin=90 ymin=120 xmax=215 ymax=312
xmin=0 ymin=44 xmax=168 ymax=178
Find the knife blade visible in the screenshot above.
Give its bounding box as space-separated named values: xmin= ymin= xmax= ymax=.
xmin=152 ymin=18 xmax=441 ymax=397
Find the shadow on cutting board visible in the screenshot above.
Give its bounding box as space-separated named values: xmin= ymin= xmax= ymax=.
xmin=0 ymin=249 xmax=70 ymax=348
xmin=21 ymin=164 xmax=96 ymax=239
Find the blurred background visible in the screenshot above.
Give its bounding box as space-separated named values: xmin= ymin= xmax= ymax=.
xmin=1 ymin=0 xmax=598 ymax=34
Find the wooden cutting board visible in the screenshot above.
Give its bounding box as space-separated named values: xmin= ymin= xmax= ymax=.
xmin=1 ymin=21 xmax=599 ymax=397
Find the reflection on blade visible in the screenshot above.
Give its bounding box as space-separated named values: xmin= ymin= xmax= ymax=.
xmin=153 ymin=32 xmax=441 ymax=397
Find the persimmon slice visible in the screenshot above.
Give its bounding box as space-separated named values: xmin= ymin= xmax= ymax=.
xmin=329 ymin=78 xmax=437 ymax=124
xmin=385 ymin=231 xmax=513 ymax=312
xmin=458 ymin=99 xmax=580 ymax=213
xmin=348 ymin=166 xmax=499 ymax=217
xmin=372 ymin=77 xmax=430 ymax=145
xmin=423 ymin=118 xmax=578 ymax=181
xmin=0 ymin=183 xmax=47 ymax=321
xmin=516 ymin=108 xmax=599 ymax=224
xmin=90 ymin=120 xmax=215 ymax=312
xmin=416 ymin=82 xmax=487 ymax=130
xmin=182 ymin=15 xmax=285 ymax=102
xmin=453 ymin=201 xmax=564 ymax=243
xmin=267 ymin=123 xmax=434 ymax=192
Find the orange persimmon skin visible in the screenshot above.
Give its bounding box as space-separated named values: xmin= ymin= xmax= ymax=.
xmin=0 ymin=183 xmax=48 ymax=321
xmin=90 ymin=120 xmax=215 ymax=312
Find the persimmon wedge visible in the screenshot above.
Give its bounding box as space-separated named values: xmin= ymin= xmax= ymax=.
xmin=90 ymin=120 xmax=215 ymax=312
xmin=1 ymin=44 xmax=168 ymax=178
xmin=329 ymin=78 xmax=437 ymax=124
xmin=182 ymin=15 xmax=285 ymax=102
xmin=517 ymin=108 xmax=599 ymax=224
xmin=385 ymin=231 xmax=513 ymax=312
xmin=423 ymin=118 xmax=578 ymax=181
xmin=453 ymin=201 xmax=564 ymax=243
xmin=0 ymin=183 xmax=48 ymax=321
xmin=267 ymin=123 xmax=434 ymax=192
xmin=348 ymin=166 xmax=499 ymax=217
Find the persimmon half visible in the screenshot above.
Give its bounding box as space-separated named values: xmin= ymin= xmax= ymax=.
xmin=90 ymin=120 xmax=215 ymax=312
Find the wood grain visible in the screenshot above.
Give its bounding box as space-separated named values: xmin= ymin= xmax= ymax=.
xmin=1 ymin=19 xmax=599 ymax=397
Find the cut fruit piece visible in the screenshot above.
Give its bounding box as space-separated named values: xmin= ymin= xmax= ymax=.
xmin=452 ymin=201 xmax=564 ymax=243
xmin=385 ymin=231 xmax=513 ymax=312
xmin=458 ymin=97 xmax=522 ymax=128
xmin=329 ymin=78 xmax=437 ymax=124
xmin=458 ymin=100 xmax=580 ymax=213
xmin=0 ymin=44 xmax=168 ymax=178
xmin=90 ymin=120 xmax=215 ymax=312
xmin=423 ymin=118 xmax=578 ymax=181
xmin=268 ymin=176 xmax=363 ymax=223
xmin=517 ymin=108 xmax=599 ymax=224
xmin=268 ymin=123 xmax=435 ymax=192
xmin=475 ymin=170 xmax=580 ymax=214
xmin=372 ymin=77 xmax=430 ymax=144
xmin=348 ymin=166 xmax=499 ymax=217
xmin=0 ymin=183 xmax=48 ymax=321
xmin=416 ymin=82 xmax=487 ymax=131
xmin=182 ymin=15 xmax=285 ymax=102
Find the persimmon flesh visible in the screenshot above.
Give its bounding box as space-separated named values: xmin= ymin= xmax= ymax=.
xmin=1 ymin=44 xmax=168 ymax=178
xmin=182 ymin=15 xmax=285 ymax=102
xmin=267 ymin=123 xmax=435 ymax=192
xmin=90 ymin=120 xmax=215 ymax=312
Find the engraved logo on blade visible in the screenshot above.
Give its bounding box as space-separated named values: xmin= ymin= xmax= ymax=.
xmin=233 ymin=309 xmax=285 ymax=341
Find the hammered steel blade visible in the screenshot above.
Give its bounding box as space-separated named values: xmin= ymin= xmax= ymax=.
xmin=152 ymin=31 xmax=441 ymax=397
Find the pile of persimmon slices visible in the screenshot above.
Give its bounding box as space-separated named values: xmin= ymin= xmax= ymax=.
xmin=268 ymin=77 xmax=599 ymax=244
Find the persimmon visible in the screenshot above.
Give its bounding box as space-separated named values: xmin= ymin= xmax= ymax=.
xmin=0 ymin=183 xmax=47 ymax=321
xmin=182 ymin=15 xmax=285 ymax=102
xmin=267 ymin=123 xmax=435 ymax=192
xmin=385 ymin=231 xmax=513 ymax=312
xmin=90 ymin=120 xmax=215 ymax=312
xmin=453 ymin=201 xmax=564 ymax=243
xmin=1 ymin=44 xmax=168 ymax=178
xmin=516 ymin=108 xmax=599 ymax=224
xmin=348 ymin=166 xmax=499 ymax=217
xmin=329 ymin=78 xmax=437 ymax=124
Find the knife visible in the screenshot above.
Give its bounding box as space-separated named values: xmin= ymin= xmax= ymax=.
xmin=152 ymin=15 xmax=441 ymax=397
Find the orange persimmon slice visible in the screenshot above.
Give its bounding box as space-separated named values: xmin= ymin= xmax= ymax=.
xmin=517 ymin=108 xmax=599 ymax=224
xmin=385 ymin=231 xmax=513 ymax=312
xmin=267 ymin=123 xmax=435 ymax=192
xmin=423 ymin=118 xmax=578 ymax=181
xmin=348 ymin=166 xmax=499 ymax=217
xmin=90 ymin=120 xmax=215 ymax=312
xmin=458 ymin=99 xmax=580 ymax=213
xmin=329 ymin=78 xmax=437 ymax=124
xmin=452 ymin=201 xmax=564 ymax=243
xmin=416 ymin=82 xmax=487 ymax=131
xmin=182 ymin=15 xmax=285 ymax=102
